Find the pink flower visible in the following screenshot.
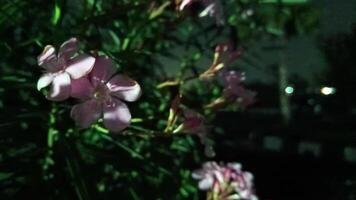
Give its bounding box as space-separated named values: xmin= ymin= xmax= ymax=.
xmin=182 ymin=109 xmax=206 ymax=136
xmin=37 ymin=38 xmax=95 ymax=101
xmin=226 ymin=163 xmax=257 ymax=199
xmin=192 ymin=162 xmax=223 ymax=190
xmin=220 ymin=70 xmax=256 ymax=107
xmin=70 ymin=56 xmax=141 ymax=132
xmin=193 ymin=162 xmax=258 ymax=200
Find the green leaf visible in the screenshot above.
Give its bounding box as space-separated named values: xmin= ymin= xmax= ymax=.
xmin=0 ymin=172 xmax=13 ymax=181
xmin=149 ymin=1 xmax=171 ymax=20
xmin=122 ymin=38 xmax=130 ymax=50
xmin=108 ymin=30 xmax=121 ymax=47
xmin=51 ymin=2 xmax=61 ymax=25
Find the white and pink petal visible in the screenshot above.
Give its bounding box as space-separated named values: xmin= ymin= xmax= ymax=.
xmin=47 ymin=72 xmax=71 ymax=101
xmin=59 ymin=37 xmax=79 ymax=60
xmin=107 ymin=75 xmax=142 ymax=102
xmin=37 ymin=73 xmax=54 ymax=91
xmin=103 ymin=98 xmax=131 ymax=132
xmin=179 ymin=0 xmax=194 ymax=10
xmin=38 ymin=45 xmax=56 ymax=66
xmin=70 ymin=76 xmax=94 ymax=99
xmin=65 ymin=54 xmax=95 ymax=79
xmin=71 ymin=99 xmax=102 ymax=128
xmin=90 ymin=56 xmax=117 ymax=87
xmin=198 ymin=176 xmax=214 ymax=190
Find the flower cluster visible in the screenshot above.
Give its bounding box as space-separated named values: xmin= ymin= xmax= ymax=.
xmin=158 ymin=41 xmax=255 ymax=145
xmin=199 ymin=42 xmax=255 ymax=109
xmin=37 ymin=38 xmax=141 ymax=132
xmin=220 ymin=70 xmax=256 ymax=108
xmin=200 ymin=43 xmax=242 ymax=79
xmin=193 ymin=162 xmax=258 ymax=200
xmin=37 ymin=38 xmax=95 ymax=101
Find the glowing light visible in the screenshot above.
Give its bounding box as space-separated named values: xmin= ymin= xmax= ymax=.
xmin=284 ymin=86 xmax=294 ymax=94
xmin=321 ymin=87 xmax=336 ymax=95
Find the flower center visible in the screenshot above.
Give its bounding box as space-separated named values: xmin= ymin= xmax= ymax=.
xmin=93 ymin=84 xmax=110 ymax=102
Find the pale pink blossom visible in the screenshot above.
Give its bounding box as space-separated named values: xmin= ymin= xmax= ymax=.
xmin=70 ymin=56 xmax=141 ymax=132
xmin=37 ymin=38 xmax=95 ymax=101
xmin=193 ymin=162 xmax=258 ymax=200
xmin=192 ymin=162 xmax=223 ymax=190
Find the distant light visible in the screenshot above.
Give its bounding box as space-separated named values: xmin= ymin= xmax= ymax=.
xmin=321 ymin=87 xmax=336 ymax=95
xmin=284 ymin=86 xmax=294 ymax=94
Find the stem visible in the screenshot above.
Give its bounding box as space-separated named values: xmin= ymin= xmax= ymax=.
xmin=43 ymin=104 xmax=58 ymax=178
xmin=129 ymin=125 xmax=157 ymax=135
xmin=63 ymin=138 xmax=91 ymax=200
xmin=47 ymin=105 xmax=57 ymax=148
xmin=131 ymin=118 xmax=144 ymax=123
xmin=99 ymin=132 xmax=145 ymax=160
xmin=65 ymin=158 xmax=86 ymax=200
xmin=278 ymin=39 xmax=291 ymax=125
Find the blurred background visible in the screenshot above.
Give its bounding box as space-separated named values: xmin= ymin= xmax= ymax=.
xmin=1 ymin=0 xmax=356 ymax=199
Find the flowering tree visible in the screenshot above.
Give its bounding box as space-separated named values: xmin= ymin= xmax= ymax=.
xmin=35 ymin=35 xmax=257 ymax=199
xmin=0 ymin=0 xmax=320 ymax=199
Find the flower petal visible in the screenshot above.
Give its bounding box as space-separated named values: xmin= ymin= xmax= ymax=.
xmin=226 ymin=194 xmax=240 ymax=200
xmin=179 ymin=0 xmax=193 ymax=10
xmin=103 ymin=98 xmax=131 ymax=132
xmin=70 ymin=76 xmax=94 ymax=99
xmin=90 ymin=56 xmax=116 ymax=87
xmin=220 ymin=70 xmax=245 ymax=86
xmin=38 ymin=45 xmax=56 ymax=66
xmin=198 ymin=176 xmax=214 ymax=190
xmin=65 ymin=54 xmax=95 ymax=79
xmin=107 ymin=75 xmax=141 ymax=102
xmin=71 ymin=99 xmax=102 ymax=128
xmin=214 ymin=171 xmax=224 ymax=184
xmin=192 ymin=170 xmax=205 ymax=180
xmin=47 ymin=72 xmax=71 ymax=101
xmin=228 ymin=163 xmax=242 ymax=172
xmin=38 ymin=45 xmax=62 ymax=72
xmin=59 ymin=37 xmax=78 ymax=60
xmin=199 ymin=3 xmax=216 ymax=17
xmin=37 ymin=73 xmax=54 ymax=91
